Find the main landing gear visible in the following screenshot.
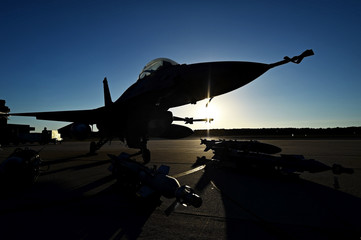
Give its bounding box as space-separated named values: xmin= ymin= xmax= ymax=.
xmin=89 ymin=138 xmax=109 ymax=155
xmin=141 ymin=148 xmax=151 ymax=164
xmin=127 ymin=148 xmax=151 ymax=164
xmin=89 ymin=137 xmax=151 ymax=164
xmin=129 ymin=138 xmax=151 ymax=164
xmin=130 ymin=137 xmax=151 ymax=164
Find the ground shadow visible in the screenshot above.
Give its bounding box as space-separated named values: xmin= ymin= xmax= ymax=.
xmin=0 ymin=174 xmax=158 ymax=239
xmin=197 ymin=164 xmax=361 ymax=239
xmin=40 ymin=158 xmax=111 ymax=176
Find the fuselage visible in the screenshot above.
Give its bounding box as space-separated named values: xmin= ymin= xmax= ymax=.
xmin=98 ymin=59 xmax=271 ymax=142
xmin=116 ymin=60 xmax=270 ymax=110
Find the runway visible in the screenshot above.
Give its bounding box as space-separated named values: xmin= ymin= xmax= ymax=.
xmin=0 ymin=139 xmax=360 ymax=239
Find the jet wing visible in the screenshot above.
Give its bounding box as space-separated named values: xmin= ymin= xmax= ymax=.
xmin=10 ymin=108 xmax=101 ymax=124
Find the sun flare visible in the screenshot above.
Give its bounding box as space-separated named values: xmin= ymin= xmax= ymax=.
xmin=197 ymin=99 xmax=220 ymax=129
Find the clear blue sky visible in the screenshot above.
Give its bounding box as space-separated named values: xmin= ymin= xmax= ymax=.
xmin=1 ymin=0 xmax=361 ymax=132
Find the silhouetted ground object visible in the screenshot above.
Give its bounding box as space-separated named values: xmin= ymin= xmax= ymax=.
xmin=41 ymin=127 xmax=49 ymax=144
xmin=0 ymin=100 xmax=35 ymax=145
xmin=108 ymin=152 xmax=202 ymax=216
xmin=0 ymin=140 xmax=359 ymax=239
xmin=201 ymin=138 xmax=282 ymax=154
xmin=196 ymin=139 xmax=354 ymax=176
xmin=194 ymin=127 xmax=361 ymax=138
xmin=5 ymin=50 xmax=314 ymax=163
xmin=18 ymin=129 xmax=63 ymax=145
xmin=0 ymin=148 xmax=44 ymax=191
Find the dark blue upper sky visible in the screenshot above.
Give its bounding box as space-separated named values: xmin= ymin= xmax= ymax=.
xmin=1 ymin=0 xmax=361 ymax=131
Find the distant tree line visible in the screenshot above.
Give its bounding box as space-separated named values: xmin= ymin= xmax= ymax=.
xmin=193 ymin=127 xmax=361 ymax=138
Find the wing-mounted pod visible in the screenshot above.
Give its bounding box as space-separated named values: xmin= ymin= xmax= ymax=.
xmin=158 ymin=124 xmax=194 ymax=139
xmin=58 ymin=122 xmax=91 ymax=140
xmin=147 ymin=111 xmax=195 ymax=139
xmin=173 ymin=116 xmax=214 ymax=124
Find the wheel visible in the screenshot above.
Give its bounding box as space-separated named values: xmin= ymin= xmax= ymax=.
xmin=142 ymin=149 xmax=150 ymax=164
xmin=89 ymin=141 xmax=97 ymax=154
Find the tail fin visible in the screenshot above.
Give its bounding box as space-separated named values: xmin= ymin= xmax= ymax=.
xmin=103 ymin=77 xmax=113 ymax=107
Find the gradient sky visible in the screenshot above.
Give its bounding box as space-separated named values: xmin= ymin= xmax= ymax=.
xmin=1 ymin=0 xmax=361 ymax=132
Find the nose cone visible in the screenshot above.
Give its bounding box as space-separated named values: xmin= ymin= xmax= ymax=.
xmin=182 ymin=61 xmax=270 ymax=100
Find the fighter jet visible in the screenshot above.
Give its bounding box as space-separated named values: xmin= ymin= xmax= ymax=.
xmin=6 ymin=50 xmax=314 ymax=163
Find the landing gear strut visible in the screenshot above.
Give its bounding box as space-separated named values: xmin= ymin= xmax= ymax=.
xmin=127 ymin=137 xmax=151 ymax=164
xmin=89 ymin=136 xmax=151 ymax=163
xmin=140 ymin=137 xmax=150 ymax=164
xmin=142 ymin=148 xmax=151 ymax=164
xmin=89 ymin=138 xmax=109 ymax=154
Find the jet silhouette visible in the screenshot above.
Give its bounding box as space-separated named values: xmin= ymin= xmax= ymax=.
xmin=8 ymin=50 xmax=314 ymax=163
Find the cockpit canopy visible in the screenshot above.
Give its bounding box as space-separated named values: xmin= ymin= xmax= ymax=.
xmin=139 ymin=58 xmax=179 ymax=80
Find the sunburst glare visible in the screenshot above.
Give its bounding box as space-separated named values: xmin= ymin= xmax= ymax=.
xmin=197 ymin=99 xmax=220 ymax=130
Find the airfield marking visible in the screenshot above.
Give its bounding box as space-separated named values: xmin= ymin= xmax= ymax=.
xmin=171 ymin=165 xmax=205 ymax=178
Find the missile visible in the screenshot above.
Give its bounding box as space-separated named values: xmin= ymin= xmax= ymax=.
xmin=201 ymin=139 xmax=282 ymax=154
xmin=108 ymin=153 xmax=202 ymax=215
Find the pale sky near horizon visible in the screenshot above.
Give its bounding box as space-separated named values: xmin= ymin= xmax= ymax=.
xmin=1 ymin=0 xmax=361 ymax=132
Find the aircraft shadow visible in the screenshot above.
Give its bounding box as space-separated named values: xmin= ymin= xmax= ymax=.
xmin=40 ymin=158 xmax=111 ymax=176
xmin=42 ymin=153 xmax=96 ymax=165
xmin=196 ymin=164 xmax=361 ymax=239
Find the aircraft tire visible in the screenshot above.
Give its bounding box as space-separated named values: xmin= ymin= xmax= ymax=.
xmin=89 ymin=141 xmax=96 ymax=154
xmin=142 ymin=149 xmax=150 ymax=164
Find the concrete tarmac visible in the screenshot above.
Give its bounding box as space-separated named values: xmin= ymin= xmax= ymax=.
xmin=0 ymin=139 xmax=360 ymax=239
